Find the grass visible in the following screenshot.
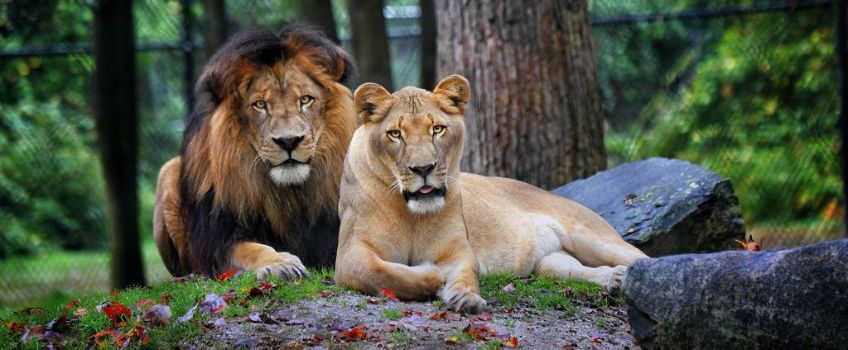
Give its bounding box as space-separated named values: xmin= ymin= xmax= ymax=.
xmin=479 ymin=273 xmax=613 ymax=315
xmin=0 ymin=262 xmax=612 ymax=348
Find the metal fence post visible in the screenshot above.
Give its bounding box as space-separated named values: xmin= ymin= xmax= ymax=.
xmin=838 ymin=0 xmax=848 ymax=236
xmin=181 ymin=0 xmax=195 ymax=112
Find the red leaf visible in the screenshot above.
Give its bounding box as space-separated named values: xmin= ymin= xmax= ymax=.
xmin=463 ymin=323 xmax=495 ymax=341
xmin=134 ymin=299 xmax=153 ymax=310
xmin=339 ymin=326 xmax=367 ymax=341
xmin=503 ymin=336 xmax=519 ymax=348
xmin=471 ymin=312 xmax=492 ymax=322
xmin=160 ymin=293 xmax=172 ymax=304
xmin=109 ymin=290 xmax=120 ymax=300
xmin=102 ymin=303 xmax=132 ymax=327
xmin=65 ymin=300 xmax=80 ymax=309
xmin=21 ymin=325 xmax=46 ymax=342
xmin=217 ymin=268 xmax=238 ymax=281
xmin=319 ymin=291 xmax=334 ymax=298
xmin=380 ymin=288 xmax=398 ymax=300
xmin=7 ymin=322 xmax=25 ymax=335
xmin=94 ymin=329 xmax=118 ymax=348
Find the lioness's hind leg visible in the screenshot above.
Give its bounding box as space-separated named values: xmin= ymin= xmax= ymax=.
xmin=537 ymin=251 xmax=627 ymax=292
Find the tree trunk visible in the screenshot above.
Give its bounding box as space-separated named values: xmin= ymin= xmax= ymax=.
xmin=92 ymin=0 xmax=145 ymax=289
xmin=299 ymin=0 xmax=339 ymax=43
xmin=347 ymin=0 xmax=393 ymax=89
xmin=200 ymin=0 xmax=228 ymax=60
xmin=435 ymin=0 xmax=606 ymax=189
xmin=419 ymin=0 xmax=436 ymax=89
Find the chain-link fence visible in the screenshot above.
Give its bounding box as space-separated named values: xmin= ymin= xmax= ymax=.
xmin=0 ymin=0 xmax=844 ymax=307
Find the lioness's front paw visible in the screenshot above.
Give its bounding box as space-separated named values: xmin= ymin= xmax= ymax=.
xmin=254 ymin=252 xmax=308 ymax=280
xmin=439 ymin=284 xmax=486 ymax=314
xmin=601 ymin=265 xmax=627 ymax=292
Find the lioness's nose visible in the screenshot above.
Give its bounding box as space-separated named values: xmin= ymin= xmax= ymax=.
xmin=409 ymin=164 xmax=435 ymax=177
xmin=273 ymin=136 xmax=303 ymax=152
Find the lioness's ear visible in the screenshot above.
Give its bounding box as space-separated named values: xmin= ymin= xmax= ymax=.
xmin=432 ymin=74 xmax=470 ymax=115
xmin=354 ymin=83 xmax=394 ymax=124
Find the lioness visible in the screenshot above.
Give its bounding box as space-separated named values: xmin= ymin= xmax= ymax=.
xmin=334 ymin=75 xmax=648 ymax=313
xmin=153 ymin=26 xmax=356 ymax=278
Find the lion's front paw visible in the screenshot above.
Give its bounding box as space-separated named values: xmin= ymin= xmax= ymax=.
xmin=601 ymin=265 xmax=627 ymax=292
xmin=439 ymin=284 xmax=486 ymax=314
xmin=253 ymin=252 xmax=308 ymax=280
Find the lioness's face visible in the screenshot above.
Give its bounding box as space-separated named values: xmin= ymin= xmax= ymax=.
xmin=245 ymin=62 xmax=327 ymax=185
xmin=354 ymin=75 xmax=470 ymax=215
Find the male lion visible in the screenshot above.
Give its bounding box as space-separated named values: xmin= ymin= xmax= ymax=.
xmin=334 ymin=75 xmax=648 ymax=313
xmin=153 ymin=26 xmax=356 ymax=278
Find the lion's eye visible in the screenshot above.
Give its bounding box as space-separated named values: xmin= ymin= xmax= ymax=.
xmin=252 ymin=100 xmax=267 ymax=110
xmin=433 ymin=125 xmax=446 ymax=134
xmin=387 ymin=130 xmax=402 ymax=139
xmin=299 ymin=95 xmax=314 ymax=107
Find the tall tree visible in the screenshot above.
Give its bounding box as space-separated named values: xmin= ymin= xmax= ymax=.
xmin=200 ymin=0 xmax=228 ymax=60
xmin=347 ymin=0 xmax=393 ymax=89
xmin=435 ymin=0 xmax=605 ymax=189
xmin=299 ymin=0 xmax=339 ymax=43
xmin=92 ymin=0 xmax=145 ymax=288
xmin=419 ymin=0 xmax=436 ymax=89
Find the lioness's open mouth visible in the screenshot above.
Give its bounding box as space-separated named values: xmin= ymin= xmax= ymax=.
xmin=403 ymin=185 xmax=446 ymax=202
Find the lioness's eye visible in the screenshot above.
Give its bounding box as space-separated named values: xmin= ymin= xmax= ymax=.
xmin=299 ymin=95 xmax=314 ymax=106
xmin=433 ymin=125 xmax=446 ymax=134
xmin=387 ymin=130 xmax=402 ymax=139
xmin=252 ymin=100 xmax=267 ymax=110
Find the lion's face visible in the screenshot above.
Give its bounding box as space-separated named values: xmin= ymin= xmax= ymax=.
xmin=244 ymin=63 xmax=328 ymax=185
xmin=354 ymin=75 xmax=470 ymax=214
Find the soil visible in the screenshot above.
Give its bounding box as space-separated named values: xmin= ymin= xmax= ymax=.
xmin=187 ymin=291 xmax=637 ymax=349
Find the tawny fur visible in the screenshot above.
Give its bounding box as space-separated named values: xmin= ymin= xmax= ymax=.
xmin=153 ymin=27 xmax=356 ymax=278
xmin=334 ymin=75 xmax=649 ymax=313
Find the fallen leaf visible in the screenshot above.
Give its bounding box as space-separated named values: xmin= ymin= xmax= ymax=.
xmin=503 ymin=336 xmax=519 ymax=348
xmin=46 ymin=315 xmax=73 ymax=332
xmin=338 ymin=326 xmax=367 ymax=341
xmin=160 ymin=293 xmax=172 ymax=304
xmin=319 ymin=291 xmax=334 ymax=298
xmin=21 ymin=325 xmax=46 ymax=342
xmin=177 ymin=305 xmax=197 ymax=324
xmin=380 ymin=288 xmax=398 ymax=300
xmin=285 ymin=319 xmax=305 ymax=325
xmin=501 ymin=283 xmax=516 ymax=293
xmin=109 ymin=290 xmax=120 ymax=300
xmin=65 ymin=300 xmax=80 ymax=310
xmin=94 ymin=329 xmax=118 ymax=348
xmin=210 ymin=318 xmax=227 ymax=327
xmin=736 ymin=235 xmax=761 ymax=251
xmin=247 ymin=313 xmax=277 ymax=324
xmin=134 ymin=299 xmax=154 ymax=310
xmin=73 ymin=307 xmax=89 ymax=318
xmin=221 ymin=289 xmax=238 ymax=303
xmin=471 ymin=312 xmax=492 ymax=322
xmin=142 ymin=304 xmax=172 ymax=327
xmin=102 ymin=303 xmax=132 ymax=327
xmin=198 ymin=293 xmax=227 ymax=314
xmin=7 ymin=322 xmax=25 ymax=335
xmin=217 ymin=268 xmax=239 ymax=282
xmin=463 ymin=323 xmax=496 ymax=341
xmin=20 ymin=307 xmax=44 ymax=315
xmin=366 ymin=297 xmax=382 ymax=304
xmin=445 ymin=335 xmax=459 ymax=344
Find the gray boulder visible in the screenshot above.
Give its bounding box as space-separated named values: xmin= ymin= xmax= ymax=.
xmin=623 ymin=239 xmax=848 ymax=349
xmin=552 ymin=157 xmax=745 ymax=256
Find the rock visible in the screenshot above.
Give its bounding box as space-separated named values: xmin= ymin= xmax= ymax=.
xmin=552 ymin=157 xmax=745 ymax=256
xmin=623 ymin=239 xmax=848 ymax=349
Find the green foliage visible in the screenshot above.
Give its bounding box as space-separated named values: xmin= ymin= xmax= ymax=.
xmin=382 ymin=308 xmax=404 ymax=320
xmin=0 ymin=99 xmax=106 ymax=256
xmin=597 ymin=5 xmax=840 ymax=225
xmin=479 ymin=272 xmax=610 ymax=315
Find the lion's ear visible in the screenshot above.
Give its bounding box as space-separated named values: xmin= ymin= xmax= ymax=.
xmin=354 ymin=83 xmax=394 ymax=124
xmin=432 ymin=75 xmax=470 ymax=116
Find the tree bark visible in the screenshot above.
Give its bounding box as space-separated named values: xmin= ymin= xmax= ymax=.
xmin=200 ymin=0 xmax=228 ymax=60
xmin=419 ymin=0 xmax=436 ymax=89
xmin=299 ymin=0 xmax=339 ymax=43
xmin=347 ymin=0 xmax=393 ymax=89
xmin=92 ymin=0 xmax=145 ymax=289
xmin=435 ymin=0 xmax=606 ymax=189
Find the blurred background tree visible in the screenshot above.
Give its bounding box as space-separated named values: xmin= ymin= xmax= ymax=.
xmin=0 ymin=0 xmax=844 ymax=307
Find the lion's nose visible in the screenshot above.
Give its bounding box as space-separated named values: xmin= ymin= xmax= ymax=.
xmin=409 ymin=164 xmax=435 ymax=177
xmin=273 ymin=136 xmax=303 ymax=153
